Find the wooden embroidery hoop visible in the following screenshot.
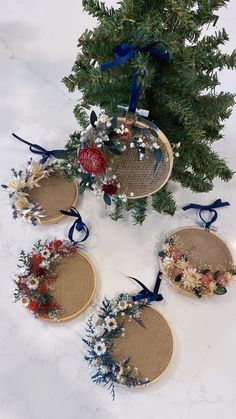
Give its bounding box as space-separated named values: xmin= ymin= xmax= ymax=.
xmin=41 ymin=251 xmax=96 ymax=322
xmin=112 ymin=305 xmax=173 ymax=385
xmin=159 ymin=226 xmax=235 ymax=298
xmin=28 ymin=175 xmax=79 ymax=224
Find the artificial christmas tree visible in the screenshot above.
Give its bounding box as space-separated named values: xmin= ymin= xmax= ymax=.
xmin=61 ymin=0 xmax=236 ymax=223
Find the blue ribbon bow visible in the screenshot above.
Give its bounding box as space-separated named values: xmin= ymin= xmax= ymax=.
xmin=129 ymin=271 xmax=163 ymax=303
xmin=101 ymin=42 xmax=170 ymax=72
xmin=59 ymin=207 xmax=89 ymax=243
xmin=12 ymin=133 xmax=65 ymax=164
xmin=101 ymin=42 xmax=170 ymax=113
xmin=182 ymin=199 xmax=230 ymax=229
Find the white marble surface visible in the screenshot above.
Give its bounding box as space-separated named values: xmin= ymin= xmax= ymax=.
xmin=1 ymin=1 xmax=236 ymax=418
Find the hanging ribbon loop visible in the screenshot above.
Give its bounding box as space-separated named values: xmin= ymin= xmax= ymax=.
xmin=60 ymin=207 xmax=89 ymax=243
xmin=101 ymin=42 xmax=170 ymax=114
xmin=12 ymin=133 xmax=66 ymax=164
xmin=129 ymin=271 xmax=163 ymax=303
xmin=101 ymin=42 xmax=170 ymax=72
xmin=182 ymin=199 xmax=230 ymax=229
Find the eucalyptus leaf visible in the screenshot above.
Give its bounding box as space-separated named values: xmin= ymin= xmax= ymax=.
xmin=90 ymin=110 xmax=97 ymax=128
xmin=154 ymin=148 xmax=162 ymax=163
xmin=53 ymin=150 xmax=68 ymax=159
xmin=79 ymin=182 xmax=87 ymax=194
xmin=174 ymin=274 xmax=183 ymax=282
xmin=194 ymin=288 xmax=202 ymax=298
xmin=110 ymin=116 xmax=117 ymax=131
xmin=82 ymin=173 xmax=92 ymax=182
xmin=103 ymin=193 xmax=112 ymax=206
xmin=213 ymin=270 xmax=221 ymax=281
xmin=214 ymin=285 xmax=227 ymax=295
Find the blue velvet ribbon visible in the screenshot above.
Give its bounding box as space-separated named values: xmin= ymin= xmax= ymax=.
xmin=182 ymin=199 xmax=230 ymax=229
xmin=12 ymin=133 xmax=65 ymax=164
xmin=101 ymin=42 xmax=170 ymax=72
xmin=101 ymin=42 xmax=170 ymax=113
xmin=59 ymin=207 xmax=89 ymax=243
xmin=129 ymin=271 xmax=163 ymax=303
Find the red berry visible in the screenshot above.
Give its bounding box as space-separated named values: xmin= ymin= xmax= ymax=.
xmin=28 ymin=300 xmax=38 ymax=311
xmin=102 ymin=181 xmax=118 ymax=196
xmin=78 ymin=147 xmax=107 ymax=175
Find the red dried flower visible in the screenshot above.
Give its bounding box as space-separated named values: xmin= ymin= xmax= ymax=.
xmin=78 ymin=146 xmax=107 ymax=175
xmin=31 ymin=254 xmax=42 ymax=266
xmin=39 ymin=284 xmax=47 ymax=294
xmin=28 ymin=300 xmax=38 ymax=311
xmin=53 ymin=240 xmax=63 ymax=248
xmin=118 ymin=127 xmax=132 ymax=141
xmin=102 ymin=181 xmax=118 ymax=196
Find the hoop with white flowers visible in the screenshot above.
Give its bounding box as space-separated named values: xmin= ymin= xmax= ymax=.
xmin=2 ymin=159 xmax=78 ymax=225
xmin=83 ymin=292 xmax=173 ymax=399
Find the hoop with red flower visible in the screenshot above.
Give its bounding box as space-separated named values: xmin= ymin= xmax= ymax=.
xmin=14 ymin=239 xmax=79 ymax=319
xmin=60 ymin=110 xmax=174 ymax=207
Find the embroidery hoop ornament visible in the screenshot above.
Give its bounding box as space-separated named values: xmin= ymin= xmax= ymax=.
xmin=2 ymin=134 xmax=78 ymax=225
xmin=77 ymin=109 xmax=173 ymax=202
xmin=159 ymin=200 xmax=235 ymax=298
xmin=70 ymin=42 xmax=175 ymax=207
xmin=83 ymin=273 xmax=173 ymax=399
xmin=14 ymin=208 xmax=96 ymax=322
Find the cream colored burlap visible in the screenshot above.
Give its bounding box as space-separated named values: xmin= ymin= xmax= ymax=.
xmin=46 ymin=252 xmax=95 ymax=321
xmin=171 ymin=227 xmax=233 ymax=272
xmin=29 ymin=175 xmax=78 ymax=223
xmin=112 ymin=306 xmax=173 ymax=383
xmin=111 ymin=138 xmax=172 ymax=198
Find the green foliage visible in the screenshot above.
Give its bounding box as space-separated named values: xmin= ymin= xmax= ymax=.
xmin=152 ymin=187 xmax=176 ymax=215
xmin=59 ymin=131 xmax=82 ymax=180
xmin=109 ymin=197 xmax=125 ymax=221
xmin=63 ymin=0 xmax=235 ymax=221
xmin=125 ymin=198 xmax=148 ymax=224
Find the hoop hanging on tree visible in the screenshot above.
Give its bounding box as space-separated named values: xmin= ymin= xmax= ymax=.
xmin=61 ymin=41 xmax=174 ymax=214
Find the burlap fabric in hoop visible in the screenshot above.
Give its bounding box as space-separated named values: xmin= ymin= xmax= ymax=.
xmin=159 ymin=227 xmax=234 ymax=298
xmin=112 ymin=306 xmax=173 ymax=383
xmin=29 ymin=175 xmax=78 ymax=223
xmin=111 ymin=116 xmax=173 ymax=199
xmin=42 ymin=252 xmax=96 ymax=322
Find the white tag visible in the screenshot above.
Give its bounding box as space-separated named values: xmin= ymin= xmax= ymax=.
xmin=117 ymin=105 xmax=149 ymax=118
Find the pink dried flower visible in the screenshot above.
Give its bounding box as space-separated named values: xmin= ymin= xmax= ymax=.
xmin=173 ymin=267 xmax=183 ymax=277
xmin=170 ymin=250 xmax=182 ymax=262
xmin=200 ymin=272 xmax=213 ymax=285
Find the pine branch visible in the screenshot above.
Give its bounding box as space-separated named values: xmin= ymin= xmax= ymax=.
xmin=152 ymin=187 xmax=176 ymax=215
xmin=82 ymin=0 xmax=115 ymax=19
xmin=109 ymin=197 xmax=124 ymax=221
xmin=126 ymin=198 xmax=148 ymax=224
xmin=74 ymin=104 xmax=90 ymax=128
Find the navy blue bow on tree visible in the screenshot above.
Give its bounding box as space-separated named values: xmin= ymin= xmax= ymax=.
xmin=60 ymin=207 xmax=89 ymax=243
xmin=12 ymin=133 xmax=66 ymax=164
xmin=101 ymin=42 xmax=170 ymax=114
xmin=101 ymin=42 xmax=170 ymax=72
xmin=182 ymin=199 xmax=230 ymax=229
xmin=129 ymin=271 xmax=163 ymax=303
